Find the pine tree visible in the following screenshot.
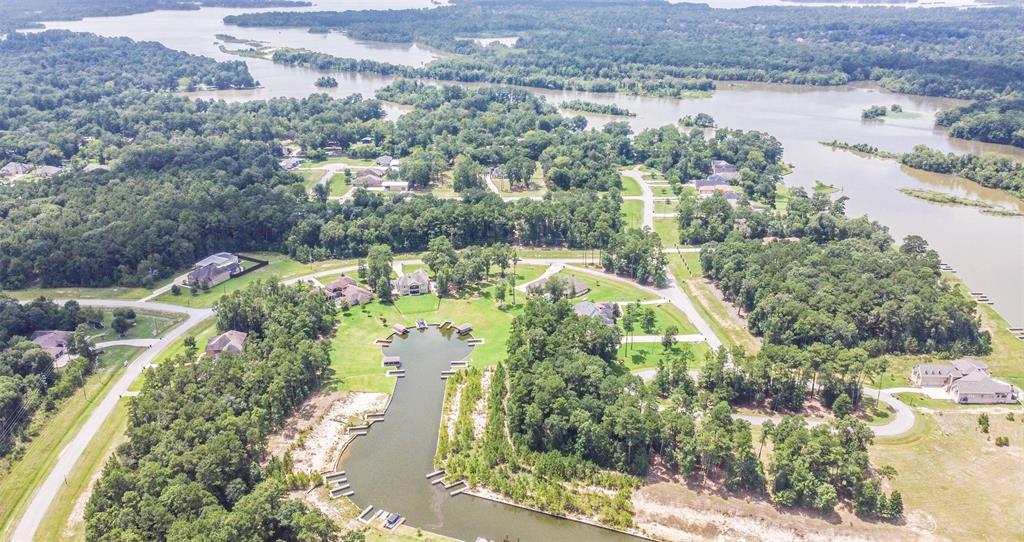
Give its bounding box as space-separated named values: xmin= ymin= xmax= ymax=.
xmin=889 ymin=490 xmax=904 ymax=518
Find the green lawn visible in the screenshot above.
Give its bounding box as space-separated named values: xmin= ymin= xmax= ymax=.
xmin=90 ymin=309 xmax=185 ymax=342
xmin=653 ymin=218 xmax=681 ymax=245
xmin=295 ymin=168 xmax=327 ymax=191
xmin=552 ymin=270 xmax=657 ymax=302
xmin=681 ymin=280 xmax=760 ymax=354
xmin=328 ymin=171 xmax=351 ymax=196
xmin=620 ymin=302 xmax=698 ymax=335
xmin=617 ymin=342 xmax=711 ymax=371
xmin=0 ymin=285 xmax=151 ymax=302
xmin=665 ymin=252 xmax=703 ymax=281
xmin=155 ymin=253 xmax=357 ymax=307
xmin=34 ymin=398 xmax=130 ymax=542
xmin=0 ymin=347 xmax=142 ymax=540
xmin=774 ymin=183 xmax=793 ymax=212
xmin=621 ymin=200 xmax=644 ymax=229
xmin=650 ymin=184 xmax=676 ymax=198
xmin=329 ymin=267 xmax=546 ymax=394
xmin=654 ymin=198 xmax=679 ymax=213
xmin=618 ymin=175 xmax=642 ymax=196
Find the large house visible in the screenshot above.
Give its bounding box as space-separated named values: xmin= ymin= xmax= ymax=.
xmin=0 ymin=162 xmax=33 ymax=177
xmin=206 ymin=330 xmax=248 ymax=358
xmin=529 ymin=275 xmax=590 ymax=298
xmin=910 ymin=358 xmax=1019 ymax=404
xmin=393 ymin=269 xmax=430 ymax=296
xmin=710 ymin=159 xmax=739 ymax=180
xmin=279 ymin=157 xmax=304 ymax=170
xmin=325 ymin=276 xmax=372 ymax=306
xmin=30 ymin=329 xmax=73 ymax=358
xmin=185 ymin=252 xmax=242 ymax=288
xmin=574 ymin=301 xmax=618 ymax=326
xmin=353 ymin=171 xmax=384 ymax=188
xmin=33 ymin=165 xmax=62 ymax=178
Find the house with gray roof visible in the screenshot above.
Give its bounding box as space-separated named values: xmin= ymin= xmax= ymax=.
xmin=326 ymin=276 xmax=372 ymax=306
xmin=911 ymin=358 xmax=1018 ymax=404
xmin=83 ymin=163 xmax=111 ymax=173
xmin=33 ymin=165 xmax=62 ymax=177
xmin=393 ymin=269 xmax=430 ymax=296
xmin=0 ymin=162 xmax=33 ymax=177
xmin=376 ymin=155 xmax=394 ymax=167
xmin=711 ymin=159 xmax=739 ymax=176
xmin=279 ymin=157 xmax=304 ymax=170
xmin=206 ymin=330 xmax=247 ymax=358
xmin=31 ymin=330 xmax=74 ymax=364
xmin=529 ymin=275 xmax=590 ymax=298
xmin=352 ymin=172 xmax=384 ymax=188
xmin=574 ymin=301 xmax=618 ymax=326
xmin=185 ymin=253 xmax=241 ymax=288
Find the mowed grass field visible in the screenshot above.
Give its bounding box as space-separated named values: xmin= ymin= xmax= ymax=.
xmin=621 ymin=200 xmax=644 ymax=229
xmin=328 ymin=265 xmax=547 ymax=394
xmin=551 ymin=270 xmax=658 ymax=302
xmin=871 ymin=410 xmax=1024 ymax=541
xmin=90 ymin=309 xmax=185 ymax=342
xmin=0 ymin=347 xmax=142 ymax=540
xmin=619 ymin=302 xmax=698 ymax=335
xmin=619 ymin=175 xmax=642 ymax=196
xmin=618 ymin=342 xmax=711 ymax=371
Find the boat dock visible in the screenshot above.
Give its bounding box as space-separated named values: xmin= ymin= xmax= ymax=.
xmin=426 ymin=469 xmax=445 ymax=479
xmin=386 ymin=369 xmax=406 ymax=378
xmin=358 ymin=505 xmax=375 ymax=523
xmin=382 ymin=355 xmax=401 ymax=367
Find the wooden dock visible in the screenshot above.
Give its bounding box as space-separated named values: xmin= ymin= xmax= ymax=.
xmin=358 ymin=505 xmax=375 ymax=523
xmin=426 ymin=469 xmax=445 ymax=479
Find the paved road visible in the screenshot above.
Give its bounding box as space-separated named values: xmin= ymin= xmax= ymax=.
xmin=95 ymin=338 xmax=161 ymax=349
xmin=12 ymin=300 xmax=213 ymax=542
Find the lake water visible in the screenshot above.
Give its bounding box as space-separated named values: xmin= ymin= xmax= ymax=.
xmin=340 ymin=326 xmax=642 ymax=542
xmin=39 ymin=3 xmax=1024 ymax=326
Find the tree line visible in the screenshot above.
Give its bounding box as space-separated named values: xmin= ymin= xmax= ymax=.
xmin=936 ymin=97 xmax=1024 ymax=149
xmin=224 ymin=0 xmax=1023 ymax=100
xmin=85 ymin=280 xmax=337 ymax=541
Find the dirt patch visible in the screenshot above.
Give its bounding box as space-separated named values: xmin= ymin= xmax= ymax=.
xmin=63 ymin=463 xmax=107 ymax=537
xmin=633 ymin=480 xmax=942 ymax=542
xmin=265 ymin=390 xmax=388 ymax=473
xmin=472 ymin=370 xmax=492 ymax=439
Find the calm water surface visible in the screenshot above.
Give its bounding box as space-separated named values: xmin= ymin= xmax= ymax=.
xmin=40 ymin=4 xmax=1024 ymax=326
xmin=340 ymin=327 xmax=641 ymax=542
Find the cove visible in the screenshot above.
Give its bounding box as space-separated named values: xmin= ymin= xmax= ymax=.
xmin=339 ymin=326 xmax=643 ymax=542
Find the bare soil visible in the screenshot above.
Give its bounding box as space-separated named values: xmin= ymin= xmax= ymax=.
xmin=265 ymin=390 xmax=388 ymax=473
xmin=633 ymin=471 xmax=941 ymax=542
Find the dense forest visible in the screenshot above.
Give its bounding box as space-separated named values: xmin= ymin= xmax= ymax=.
xmin=225 ymin=0 xmax=1024 ymax=100
xmin=84 ymin=281 xmax=337 ymax=541
xmin=695 ymin=199 xmax=989 ymax=356
xmin=935 ymin=97 xmax=1024 ymax=149
xmin=0 ymin=297 xmax=96 ymax=457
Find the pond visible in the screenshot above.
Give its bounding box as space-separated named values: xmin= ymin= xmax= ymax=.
xmin=339 ymin=325 xmax=643 ymax=542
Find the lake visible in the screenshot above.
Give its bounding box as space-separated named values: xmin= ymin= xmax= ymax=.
xmin=39 ymin=2 xmax=1024 ymax=326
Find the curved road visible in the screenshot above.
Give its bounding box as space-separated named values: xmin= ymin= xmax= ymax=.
xmin=12 ymin=300 xmax=213 ymax=542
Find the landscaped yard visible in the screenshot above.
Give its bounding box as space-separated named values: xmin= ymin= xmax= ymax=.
xmin=90 ymin=309 xmax=185 ymax=342
xmin=653 ymin=218 xmax=681 ymax=246
xmin=0 ymin=346 xmax=141 ymax=540
xmin=552 ymin=270 xmax=658 ymax=302
xmin=303 ymin=156 xmax=376 ymax=168
xmin=155 ymin=253 xmax=358 ymax=307
xmin=329 ymin=266 xmax=547 ymax=394
xmin=650 ymin=184 xmax=676 ymax=198
xmin=497 ymin=168 xmax=548 ymax=198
